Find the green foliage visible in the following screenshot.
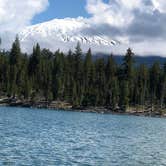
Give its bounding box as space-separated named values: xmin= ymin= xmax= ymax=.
xmin=105 ymin=55 xmax=119 ymax=108
xmin=119 ymin=80 xmax=129 ymax=111
xmin=0 ymin=37 xmax=165 ymax=112
xmin=134 ymin=64 xmax=148 ymax=105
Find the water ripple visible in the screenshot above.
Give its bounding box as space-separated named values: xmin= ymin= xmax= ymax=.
xmin=0 ymin=107 xmax=166 ymax=165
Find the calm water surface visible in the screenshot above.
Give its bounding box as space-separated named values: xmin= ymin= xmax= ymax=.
xmin=0 ymin=107 xmax=166 ymax=165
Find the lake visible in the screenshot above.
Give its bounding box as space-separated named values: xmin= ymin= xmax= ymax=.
xmin=0 ymin=107 xmax=166 ymax=165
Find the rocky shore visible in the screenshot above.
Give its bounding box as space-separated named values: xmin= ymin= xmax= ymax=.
xmin=76 ymin=106 xmax=166 ymax=118
xmin=0 ymin=97 xmax=73 ymax=110
xmin=0 ymin=97 xmax=166 ymax=118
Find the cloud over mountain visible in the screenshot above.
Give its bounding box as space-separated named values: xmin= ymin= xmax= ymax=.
xmin=85 ymin=0 xmax=166 ymax=55
xmin=86 ymin=0 xmax=166 ymax=41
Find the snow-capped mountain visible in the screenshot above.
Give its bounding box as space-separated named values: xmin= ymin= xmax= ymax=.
xmin=19 ymin=17 xmax=118 ymax=52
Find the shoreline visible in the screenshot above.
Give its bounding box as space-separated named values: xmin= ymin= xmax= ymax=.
xmin=2 ymin=105 xmax=166 ymax=118
xmin=0 ymin=98 xmax=165 ymax=118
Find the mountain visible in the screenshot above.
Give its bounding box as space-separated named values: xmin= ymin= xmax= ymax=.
xmin=93 ymin=53 xmax=166 ymax=66
xmin=19 ymin=17 xmax=118 ymax=52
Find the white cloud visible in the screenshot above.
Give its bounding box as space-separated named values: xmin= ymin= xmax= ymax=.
xmin=152 ymin=0 xmax=166 ymax=13
xmin=86 ymin=0 xmax=141 ymax=27
xmin=85 ymin=0 xmax=166 ymax=55
xmin=0 ymin=0 xmax=48 ymax=32
xmin=0 ymin=0 xmax=49 ymax=48
xmin=1 ymin=0 xmax=166 ymax=56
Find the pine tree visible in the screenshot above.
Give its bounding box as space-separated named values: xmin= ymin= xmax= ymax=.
xmin=82 ymin=48 xmax=96 ymax=106
xmin=105 ymin=54 xmax=119 ymax=109
xmin=160 ymin=70 xmax=166 ymax=110
xmin=119 ymin=80 xmax=129 ymax=111
xmin=73 ymin=42 xmax=84 ymax=105
xmin=135 ymin=64 xmax=148 ymax=106
xmin=149 ymin=62 xmax=161 ymax=111
xmin=40 ymin=49 xmax=53 ymax=101
xmin=84 ymin=48 xmax=93 ymax=91
xmin=28 ymin=43 xmax=41 ymax=94
xmin=64 ymin=50 xmax=74 ymax=102
xmin=9 ymin=36 xmax=21 ymax=97
xmin=122 ymin=48 xmax=135 ymax=105
xmin=0 ymin=37 xmax=165 ymax=113
xmin=95 ymin=58 xmax=106 ymax=105
xmin=52 ymin=50 xmax=65 ymax=100
xmin=163 ymin=63 xmax=166 ymax=107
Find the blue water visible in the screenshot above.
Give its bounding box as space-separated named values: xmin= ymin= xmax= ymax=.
xmin=0 ymin=107 xmax=166 ymax=165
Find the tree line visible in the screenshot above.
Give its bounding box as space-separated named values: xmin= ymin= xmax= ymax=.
xmin=0 ymin=37 xmax=166 ymax=111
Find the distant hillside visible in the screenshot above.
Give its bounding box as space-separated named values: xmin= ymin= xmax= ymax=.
xmin=93 ymin=54 xmax=166 ymax=66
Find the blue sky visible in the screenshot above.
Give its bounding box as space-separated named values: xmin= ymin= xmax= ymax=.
xmin=32 ymin=0 xmax=90 ymax=24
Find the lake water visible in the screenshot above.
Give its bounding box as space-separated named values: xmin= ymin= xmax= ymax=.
xmin=0 ymin=107 xmax=166 ymax=165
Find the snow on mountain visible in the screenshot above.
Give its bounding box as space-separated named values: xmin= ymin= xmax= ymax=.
xmin=19 ymin=17 xmax=118 ymax=52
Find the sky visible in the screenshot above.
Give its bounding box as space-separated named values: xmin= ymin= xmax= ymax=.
xmin=32 ymin=0 xmax=110 ymax=24
xmin=32 ymin=0 xmax=90 ymax=24
xmin=1 ymin=0 xmax=166 ymax=56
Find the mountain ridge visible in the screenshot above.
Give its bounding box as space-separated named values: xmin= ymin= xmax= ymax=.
xmin=93 ymin=54 xmax=166 ymax=66
xmin=19 ymin=17 xmax=118 ymax=52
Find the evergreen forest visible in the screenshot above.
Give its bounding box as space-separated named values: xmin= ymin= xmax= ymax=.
xmin=0 ymin=37 xmax=166 ymax=112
